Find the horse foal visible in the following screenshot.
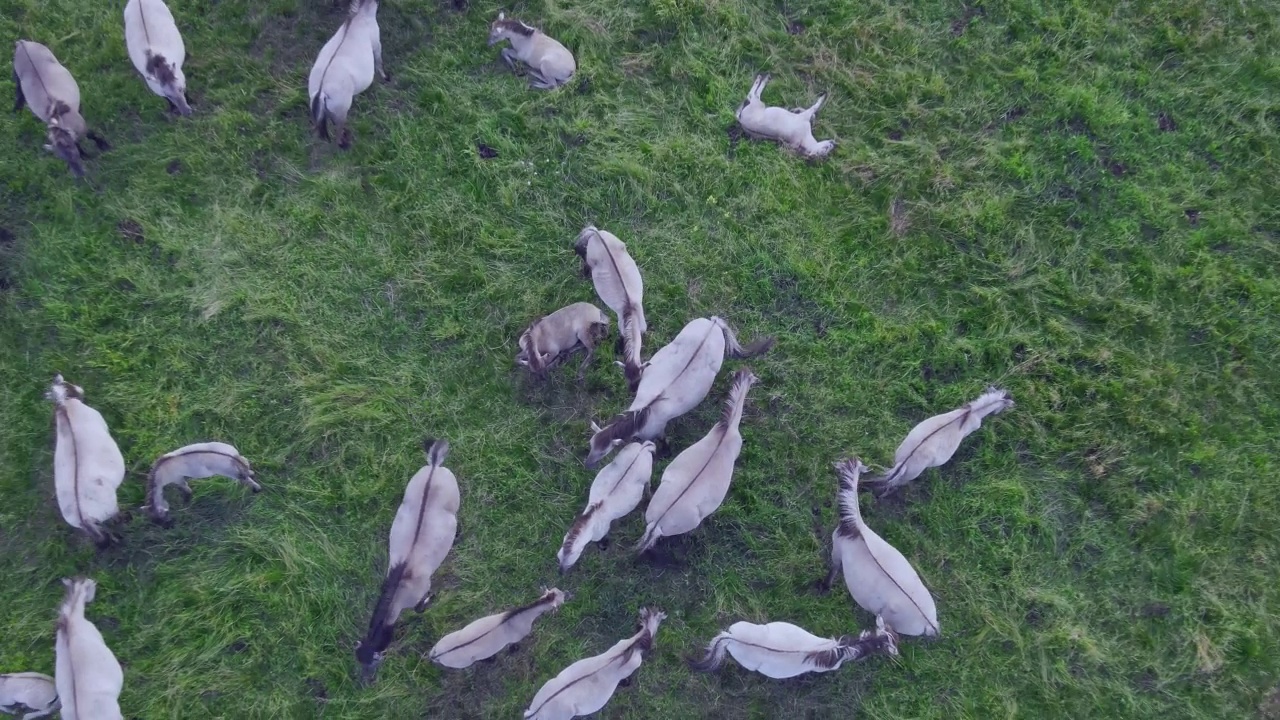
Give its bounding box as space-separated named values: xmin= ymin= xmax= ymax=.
xmin=356 ymin=439 xmax=459 ymax=682
xmin=574 ymin=226 xmax=647 ymax=390
xmin=429 ymin=588 xmax=568 ymax=669
xmin=55 ymin=578 xmax=124 ymax=720
xmin=523 ymin=608 xmax=665 ymax=720
xmin=488 ymin=12 xmax=575 ymax=90
xmin=124 ymin=0 xmax=191 ymax=114
xmin=13 ymin=41 xmax=110 ymax=177
xmin=0 ymin=672 xmax=58 ymax=720
xmin=864 ymin=386 xmax=1014 ymax=496
xmin=517 ymin=302 xmax=609 ymax=380
xmin=308 ymin=0 xmax=388 ymax=148
xmin=689 ymin=617 xmax=898 ymax=678
xmin=48 ymin=375 xmax=125 ymax=547
xmin=145 ymin=442 xmax=260 ymax=526
xmin=736 ymin=73 xmax=834 ymax=159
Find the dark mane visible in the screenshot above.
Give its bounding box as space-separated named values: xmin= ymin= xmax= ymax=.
xmin=805 ymin=646 xmax=843 ymax=669
xmin=717 ymin=369 xmax=756 ymax=427
xmin=559 ymin=504 xmax=599 ymax=555
xmin=502 ymin=589 xmax=558 ymax=621
xmin=621 ymin=625 xmax=654 ymax=663
xmin=587 ymin=408 xmax=649 ymax=464
xmin=146 ymin=53 xmax=176 ymax=85
xmin=495 ymin=18 xmax=536 ymax=36
xmin=359 ymin=562 xmax=407 ymax=656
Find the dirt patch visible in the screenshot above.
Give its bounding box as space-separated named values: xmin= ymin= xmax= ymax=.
xmin=889 ymin=197 xmax=910 ymax=237
xmin=304 ymin=678 xmax=328 ymax=699
xmin=951 ymin=5 xmax=985 ymax=36
xmin=787 ymin=21 xmax=805 ymax=35
xmin=984 ymin=106 xmax=1027 ymax=132
xmin=448 ymin=0 xmax=467 ymax=9
xmin=117 ymin=219 xmax=145 ymax=244
xmin=725 ymin=123 xmax=745 ymax=158
xmin=765 ymin=270 xmax=834 ymax=338
xmin=1157 ymin=112 xmax=1177 ymax=132
xmin=166 ymin=159 xmax=183 ymax=175
xmin=476 ymin=142 xmax=498 ymax=159
xmin=249 ymin=4 xmax=337 ymax=73
xmin=1260 ymin=686 xmax=1280 ymax=719
xmin=920 ymin=361 xmax=962 ymax=383
xmin=1024 ymin=601 xmax=1049 ymax=628
xmin=1138 ymin=602 xmax=1170 ymax=619
xmin=0 ymin=228 xmax=13 ymax=291
xmin=1063 ymin=115 xmax=1093 ymax=137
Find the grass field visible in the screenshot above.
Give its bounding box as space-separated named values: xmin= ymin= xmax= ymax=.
xmin=2 ymin=0 xmax=1279 ymax=717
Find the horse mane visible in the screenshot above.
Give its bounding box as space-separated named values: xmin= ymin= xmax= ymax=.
xmin=502 ymin=589 xmax=559 ymax=621
xmin=559 ymin=504 xmax=599 ymax=556
xmin=495 ymin=18 xmax=536 ymax=36
xmin=145 ymin=53 xmax=176 ymax=85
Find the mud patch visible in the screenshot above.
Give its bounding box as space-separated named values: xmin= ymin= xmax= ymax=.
xmin=166 ymin=159 xmax=183 ymax=175
xmin=725 ymin=123 xmax=745 ymax=158
xmin=1024 ymin=601 xmax=1049 ymax=628
xmin=0 ymin=227 xmax=13 ymax=291
xmin=117 ymin=219 xmax=145 ymax=244
xmin=305 ymin=678 xmax=328 ymax=700
xmin=889 ymin=197 xmax=910 ymax=237
xmin=1138 ymin=602 xmax=1170 ymax=619
xmin=249 ymin=4 xmax=336 ymax=73
xmin=787 ymin=21 xmax=805 ymax=35
xmin=1157 ymin=112 xmax=1177 ymax=132
xmin=951 ymin=5 xmax=985 ymax=36
xmin=1260 ymin=686 xmax=1280 ymax=719
xmin=1063 ymin=115 xmax=1094 ymax=137
xmin=637 ymin=532 xmax=704 ymax=570
xmin=476 ymin=142 xmax=498 ymax=159
xmin=765 ymin=270 xmax=835 ymax=338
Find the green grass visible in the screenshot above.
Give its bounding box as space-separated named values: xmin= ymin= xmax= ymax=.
xmin=2 ymin=0 xmax=1279 ymax=717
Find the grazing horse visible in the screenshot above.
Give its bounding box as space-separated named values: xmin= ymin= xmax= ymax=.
xmin=308 ymin=0 xmax=388 ymax=148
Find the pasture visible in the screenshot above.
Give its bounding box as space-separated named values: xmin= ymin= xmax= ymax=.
xmin=2 ymin=0 xmax=1278 ymax=717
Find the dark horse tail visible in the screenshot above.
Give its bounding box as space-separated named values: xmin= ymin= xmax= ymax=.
xmin=310 ymin=92 xmax=330 ymax=141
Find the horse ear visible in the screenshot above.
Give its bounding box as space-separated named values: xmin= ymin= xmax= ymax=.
xmin=590 ymin=420 xmax=603 ymax=433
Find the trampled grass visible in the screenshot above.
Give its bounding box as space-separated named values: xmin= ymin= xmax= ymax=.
xmin=2 ymin=0 xmax=1278 ymax=717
